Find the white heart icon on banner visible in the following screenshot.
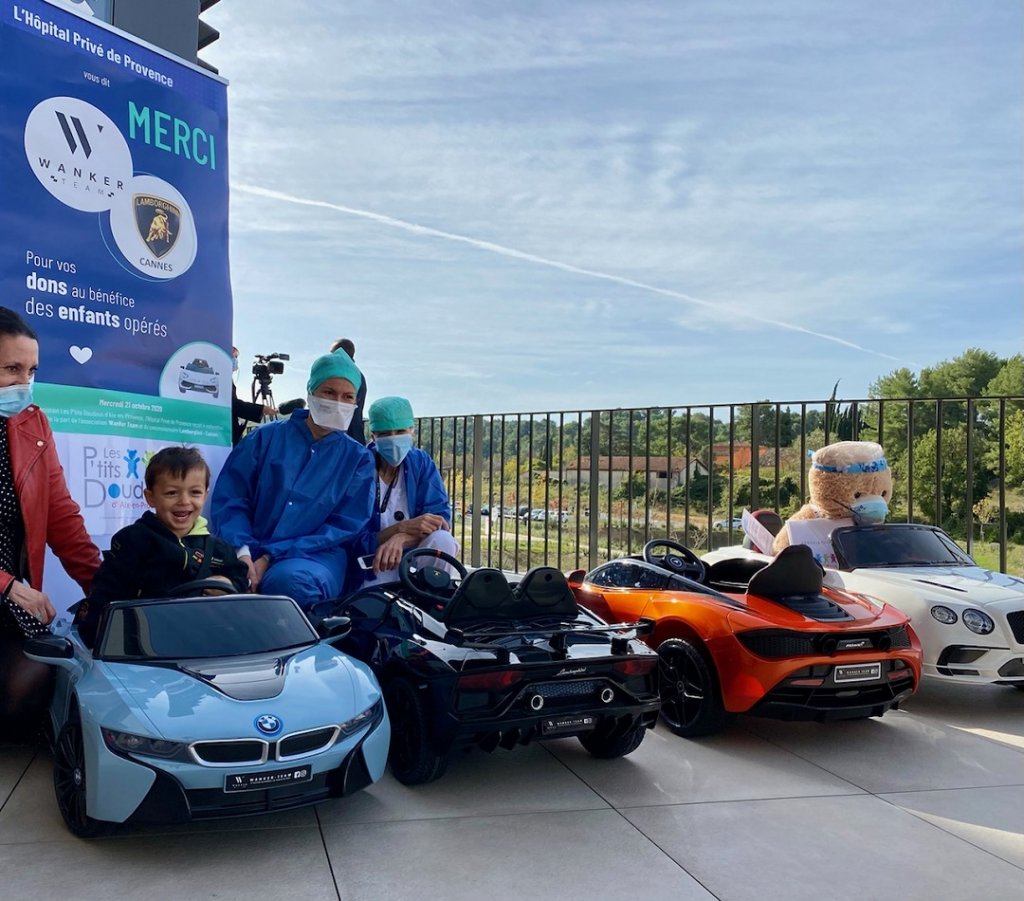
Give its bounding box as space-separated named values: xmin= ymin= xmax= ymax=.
xmin=69 ymin=346 xmax=93 ymax=365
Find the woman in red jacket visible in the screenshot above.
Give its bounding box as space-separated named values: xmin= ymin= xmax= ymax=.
xmin=0 ymin=307 xmax=100 ymax=740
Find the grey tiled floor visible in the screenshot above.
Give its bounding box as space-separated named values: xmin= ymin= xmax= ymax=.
xmin=2 ymin=679 xmax=1022 ymax=900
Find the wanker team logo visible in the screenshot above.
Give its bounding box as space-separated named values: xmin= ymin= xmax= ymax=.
xmin=134 ymin=194 xmax=180 ymax=258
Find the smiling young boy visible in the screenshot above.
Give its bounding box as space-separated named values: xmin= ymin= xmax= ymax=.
xmin=77 ymin=446 xmax=249 ymax=646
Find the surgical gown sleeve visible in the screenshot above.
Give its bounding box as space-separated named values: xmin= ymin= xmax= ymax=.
xmin=257 ymin=448 xmax=376 ymax=560
xmin=209 ymin=428 xmax=264 ymax=551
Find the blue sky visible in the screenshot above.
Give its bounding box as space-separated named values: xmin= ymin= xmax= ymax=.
xmin=204 ymin=0 xmax=1022 ymax=416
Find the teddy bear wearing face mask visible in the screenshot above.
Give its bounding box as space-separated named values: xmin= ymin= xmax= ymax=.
xmin=772 ymin=441 xmax=893 ymax=557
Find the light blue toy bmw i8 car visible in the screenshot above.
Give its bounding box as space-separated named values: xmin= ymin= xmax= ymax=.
xmin=24 ymin=586 xmax=390 ymax=836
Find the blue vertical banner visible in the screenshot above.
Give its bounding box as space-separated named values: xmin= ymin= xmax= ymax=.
xmin=0 ymin=1 xmax=232 ymax=606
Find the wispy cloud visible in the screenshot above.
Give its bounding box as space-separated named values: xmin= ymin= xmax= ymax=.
xmin=235 ymin=182 xmax=917 ymax=366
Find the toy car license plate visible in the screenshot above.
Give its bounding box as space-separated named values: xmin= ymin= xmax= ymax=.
xmin=224 ymin=764 xmax=313 ymax=793
xmin=833 ymin=662 xmax=882 ymax=683
xmin=541 ymin=714 xmax=596 ymax=736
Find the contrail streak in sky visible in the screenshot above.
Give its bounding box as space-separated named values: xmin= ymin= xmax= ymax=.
xmin=234 ymin=183 xmax=917 ymax=367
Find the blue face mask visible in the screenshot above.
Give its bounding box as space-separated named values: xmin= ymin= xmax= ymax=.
xmin=0 ymin=382 xmax=32 ymax=418
xmin=375 ymin=434 xmax=414 ymax=467
xmin=851 ymin=498 xmax=888 ymax=525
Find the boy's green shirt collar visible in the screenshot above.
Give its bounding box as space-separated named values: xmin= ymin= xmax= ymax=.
xmin=187 ymin=516 xmax=211 ymax=537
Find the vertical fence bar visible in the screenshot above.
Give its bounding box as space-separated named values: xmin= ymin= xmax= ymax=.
xmin=750 ymin=403 xmax=760 ymax=512
xmin=498 ymin=416 xmax=507 ymax=570
xmin=574 ymin=412 xmax=582 ymax=569
xmin=605 ymin=411 xmax=613 ymax=559
xmin=907 ymin=400 xmax=915 ymax=522
xmin=514 ymin=414 xmax=522 ymax=568
xmin=705 ymin=408 xmax=714 ymax=548
xmin=799 ymin=403 xmax=807 ymax=506
xmin=526 ymin=415 xmax=535 ymax=570
xmin=728 ymin=407 xmax=736 ymax=531
xmin=644 ymin=408 xmax=652 ymax=546
xmin=684 ymin=408 xmax=692 ymax=541
xmin=589 ymin=410 xmax=600 ymax=570
xmin=773 ymin=403 xmax=781 ymax=512
xmin=556 ymin=413 xmax=565 ymax=569
xmin=666 ymin=408 xmax=674 ymax=539
xmin=626 ymin=411 xmax=635 ymax=554
xmin=999 ymin=398 xmax=1007 ymax=573
xmin=966 ymin=399 xmax=974 ymax=557
xmin=935 ymin=400 xmax=943 ymax=529
xmin=486 ymin=416 xmax=495 ymax=567
xmin=471 ymin=415 xmax=483 ymax=567
xmin=543 ymin=415 xmax=552 ymax=565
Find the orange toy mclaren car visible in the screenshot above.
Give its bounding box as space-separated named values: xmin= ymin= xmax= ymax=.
xmin=568 ymin=541 xmax=922 ymax=736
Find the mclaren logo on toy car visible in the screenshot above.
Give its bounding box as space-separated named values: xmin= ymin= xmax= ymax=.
xmin=837 ymin=638 xmax=872 ymax=650
xmin=255 ymin=714 xmax=282 ymax=735
xmin=134 ymin=194 xmax=180 ymax=258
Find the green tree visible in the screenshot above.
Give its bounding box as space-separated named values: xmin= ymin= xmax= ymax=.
xmin=910 ymin=426 xmax=989 ymax=535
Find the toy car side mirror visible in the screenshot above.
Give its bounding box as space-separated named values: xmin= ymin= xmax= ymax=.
xmin=567 ymin=569 xmax=586 ymax=585
xmin=318 ymin=616 xmax=351 ymax=639
xmin=23 ymin=636 xmax=74 ymax=660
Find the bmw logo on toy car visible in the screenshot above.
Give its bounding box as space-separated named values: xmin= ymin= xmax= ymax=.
xmin=255 ymin=714 xmax=282 ymax=735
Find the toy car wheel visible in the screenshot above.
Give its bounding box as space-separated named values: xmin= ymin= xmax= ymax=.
xmin=178 ymin=386 xmax=186 ymax=393
xmin=53 ymin=710 xmax=108 ymax=838
xmin=385 ymin=678 xmax=449 ymax=785
xmin=578 ymin=719 xmax=647 ymax=759
xmin=657 ymin=639 xmax=732 ymax=737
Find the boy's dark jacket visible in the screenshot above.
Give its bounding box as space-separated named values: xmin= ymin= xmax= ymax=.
xmin=76 ymin=512 xmax=249 ymax=646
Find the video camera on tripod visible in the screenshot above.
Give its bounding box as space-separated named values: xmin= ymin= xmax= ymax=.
xmin=251 ymin=352 xmax=290 ymax=408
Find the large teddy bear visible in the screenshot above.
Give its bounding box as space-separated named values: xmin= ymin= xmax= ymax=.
xmin=772 ymin=441 xmax=892 ymax=556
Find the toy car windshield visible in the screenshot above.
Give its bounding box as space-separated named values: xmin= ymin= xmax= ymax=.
xmin=96 ymin=596 xmax=319 ymax=661
xmin=184 ymin=359 xmax=215 ymax=373
xmin=832 ymin=525 xmax=974 ymax=569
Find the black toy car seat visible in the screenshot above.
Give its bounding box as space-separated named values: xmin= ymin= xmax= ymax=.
xmin=514 ymin=567 xmax=579 ymax=617
xmin=747 ymin=544 xmax=823 ymax=598
xmin=443 ymin=568 xmax=515 ymax=626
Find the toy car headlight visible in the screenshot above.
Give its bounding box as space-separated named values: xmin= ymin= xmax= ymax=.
xmin=929 ymin=606 xmax=958 ymax=625
xmin=339 ymin=699 xmax=383 ymax=738
xmin=962 ymin=609 xmax=995 ymax=635
xmin=102 ymin=728 xmax=184 ymax=758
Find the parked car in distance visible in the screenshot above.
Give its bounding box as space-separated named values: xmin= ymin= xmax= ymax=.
xmin=712 ymin=518 xmax=745 ymax=530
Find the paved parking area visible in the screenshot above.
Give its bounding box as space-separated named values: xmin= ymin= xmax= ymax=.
xmin=2 ymin=679 xmax=1022 ymax=900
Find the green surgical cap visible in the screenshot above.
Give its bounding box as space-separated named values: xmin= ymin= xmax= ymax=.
xmin=368 ymin=396 xmax=415 ymax=432
xmin=307 ymin=349 xmax=362 ymax=394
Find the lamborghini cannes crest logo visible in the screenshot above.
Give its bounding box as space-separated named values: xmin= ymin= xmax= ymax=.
xmin=134 ymin=194 xmax=180 ymax=259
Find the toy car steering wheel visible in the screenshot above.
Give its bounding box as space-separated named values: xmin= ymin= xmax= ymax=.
xmin=642 ymin=539 xmax=707 ymax=583
xmin=166 ymin=579 xmax=239 ymax=598
xmin=399 ymin=548 xmax=468 ymax=601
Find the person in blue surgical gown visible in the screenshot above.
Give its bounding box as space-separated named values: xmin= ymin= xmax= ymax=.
xmin=358 ymin=396 xmax=459 ymax=583
xmin=211 ymin=349 xmax=374 ymax=608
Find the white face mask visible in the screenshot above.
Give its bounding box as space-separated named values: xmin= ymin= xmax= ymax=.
xmin=306 ymin=394 xmax=357 ymax=432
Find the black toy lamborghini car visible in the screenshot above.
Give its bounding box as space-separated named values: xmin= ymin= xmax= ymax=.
xmin=329 ymin=549 xmax=661 ymax=785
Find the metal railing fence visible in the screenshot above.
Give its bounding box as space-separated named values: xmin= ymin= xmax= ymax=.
xmin=416 ymin=396 xmax=1023 ymax=575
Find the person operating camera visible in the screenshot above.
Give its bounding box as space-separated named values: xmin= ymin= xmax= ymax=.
xmin=231 ymin=346 xmax=275 ymax=445
xmin=211 ymin=349 xmax=375 ymax=608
